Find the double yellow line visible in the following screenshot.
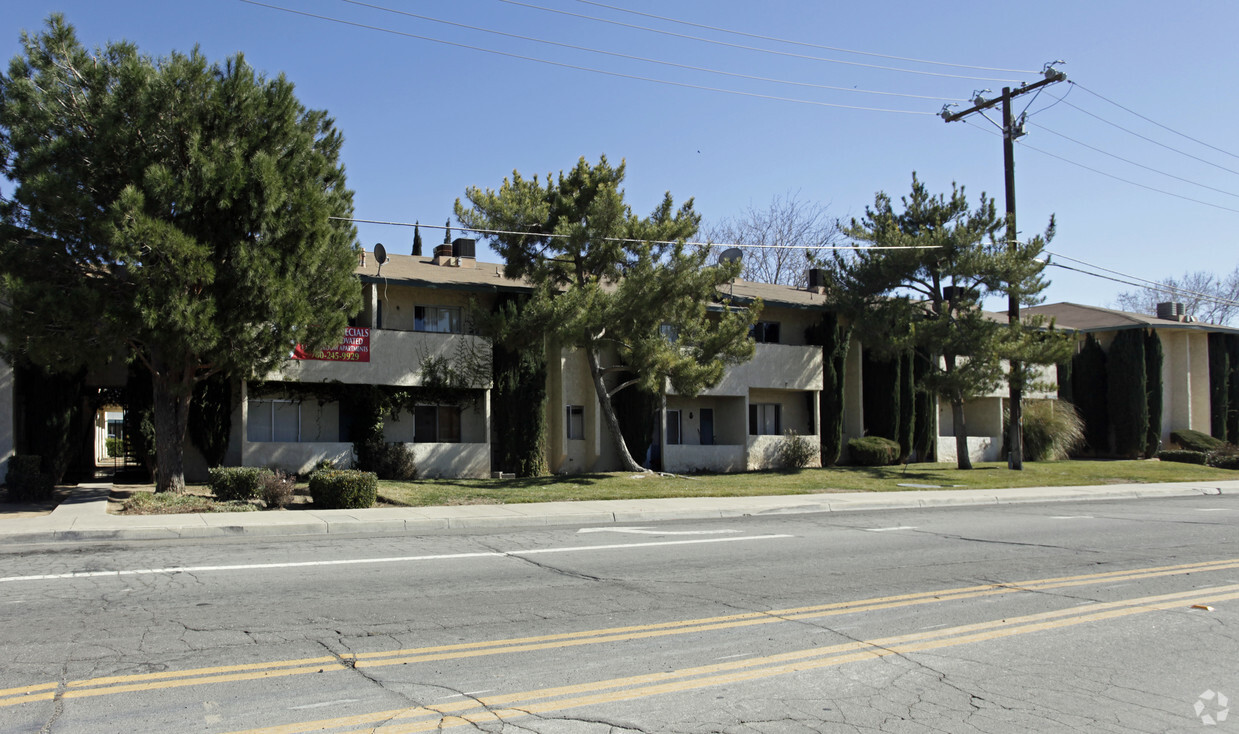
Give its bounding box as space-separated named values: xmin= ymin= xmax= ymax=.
xmin=1 ymin=557 xmax=1235 ymax=715
xmin=230 ymin=581 xmax=1239 ymax=734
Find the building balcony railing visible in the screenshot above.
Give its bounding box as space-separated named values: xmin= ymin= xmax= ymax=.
xmin=273 ymin=329 xmax=492 ymax=388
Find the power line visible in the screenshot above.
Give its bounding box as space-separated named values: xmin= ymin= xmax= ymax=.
xmin=1044 ymin=250 xmax=1239 ymax=305
xmin=333 ymin=217 xmax=939 ymax=250
xmin=498 ymin=0 xmax=1027 ymax=83
xmin=1071 ymin=82 xmax=1239 ymax=163
xmin=240 ymin=0 xmax=936 ymax=115
xmin=962 ymin=120 xmax=1239 ymax=215
xmin=1044 ymin=261 xmax=1239 ymax=310
xmin=341 ymin=0 xmax=965 ymax=102
xmin=1029 ymin=123 xmax=1239 ymax=200
xmin=565 ymin=0 xmax=1039 ymax=75
xmin=1048 ymin=90 xmax=1239 ymax=177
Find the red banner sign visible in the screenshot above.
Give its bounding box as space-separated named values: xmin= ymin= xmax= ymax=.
xmin=292 ymin=327 xmax=370 ymax=363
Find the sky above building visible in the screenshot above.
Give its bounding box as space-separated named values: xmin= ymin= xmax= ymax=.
xmin=3 ymin=1 xmax=1236 ymax=310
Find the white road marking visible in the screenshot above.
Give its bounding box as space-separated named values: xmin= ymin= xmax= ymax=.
xmin=290 ymin=699 xmax=360 ymax=710
xmin=1195 ymin=508 xmax=1235 ymax=512
xmin=1049 ymin=516 xmax=1094 ymax=519
xmin=435 ymin=690 xmax=493 ymax=700
xmin=577 ymin=527 xmax=741 ymax=536
xmin=0 ymin=535 xmax=794 ymax=584
xmin=865 ymin=526 xmax=917 ymax=532
xmin=715 ymin=654 xmax=752 ymax=660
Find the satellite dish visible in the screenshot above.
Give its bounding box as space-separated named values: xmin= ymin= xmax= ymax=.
xmin=719 ymin=247 xmax=743 ymax=264
xmin=373 ymin=243 xmax=387 ymax=265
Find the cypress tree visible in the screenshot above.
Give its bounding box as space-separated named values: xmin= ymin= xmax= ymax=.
xmin=1057 ymin=358 xmax=1074 ymax=405
xmin=897 ymin=349 xmax=916 ymax=460
xmin=912 ymin=347 xmax=936 ymax=462
xmin=806 ymin=312 xmax=852 ymax=466
xmin=1227 ymin=335 xmax=1239 ymax=443
xmin=1144 ymin=330 xmax=1163 ymax=457
xmin=862 ymin=349 xmax=901 ymax=447
xmin=1073 ymin=334 xmax=1109 ymax=455
xmin=1106 ymin=329 xmax=1147 ymax=458
xmin=1208 ymin=333 xmax=1230 ymax=440
xmin=412 ymin=222 xmax=423 ymax=257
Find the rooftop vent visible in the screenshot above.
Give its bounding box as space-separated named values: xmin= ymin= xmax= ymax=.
xmin=1156 ymin=302 xmax=1186 ymax=321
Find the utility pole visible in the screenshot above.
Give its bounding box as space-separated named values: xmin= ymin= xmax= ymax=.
xmin=942 ymin=64 xmax=1066 ymax=470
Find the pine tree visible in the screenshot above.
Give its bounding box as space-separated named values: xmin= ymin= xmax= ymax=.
xmin=0 ymin=16 xmax=361 ymax=492
xmin=830 ymin=174 xmax=1066 ymax=469
xmin=456 ymin=156 xmax=758 ymax=471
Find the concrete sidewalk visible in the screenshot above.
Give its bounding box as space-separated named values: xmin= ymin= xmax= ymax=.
xmin=0 ymin=479 xmax=1234 ymax=545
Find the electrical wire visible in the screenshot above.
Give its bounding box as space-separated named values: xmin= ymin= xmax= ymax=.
xmin=1047 ymin=90 xmax=1239 ymax=177
xmin=1071 ymin=82 xmax=1239 ymax=163
xmin=341 ymin=0 xmax=965 ymax=102
xmin=1015 ymin=137 xmax=1239 ymax=215
xmin=497 ymin=0 xmax=1027 ymax=83
xmin=240 ymin=0 xmax=936 ymax=115
xmin=1029 ymin=123 xmax=1239 ymax=200
xmin=564 ymin=0 xmax=1039 ymax=75
xmin=331 ymin=217 xmax=939 ymax=250
xmin=1044 ymin=261 xmax=1239 ymax=310
xmin=1044 ymin=250 xmax=1239 ymax=307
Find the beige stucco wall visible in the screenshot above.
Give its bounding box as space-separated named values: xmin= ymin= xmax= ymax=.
xmin=1150 ymin=330 xmax=1211 ymax=441
xmin=383 ymin=402 xmax=488 ymax=444
xmin=937 ymin=397 xmax=1004 ymax=463
xmin=664 ymin=444 xmax=747 ymax=473
xmin=273 ymin=329 xmax=492 ymax=388
xmin=750 ymin=387 xmax=816 ymax=436
xmin=692 ymin=343 xmax=823 ymax=396
xmin=372 ymin=283 xmax=492 ymax=333
xmin=753 ymin=305 xmax=821 ymax=347
xmin=244 ymin=442 xmax=354 ymax=476
xmin=405 ymin=442 xmax=490 ymax=478
xmin=549 ymin=347 xmax=613 ymax=473
xmin=664 ymin=395 xmax=746 ymax=446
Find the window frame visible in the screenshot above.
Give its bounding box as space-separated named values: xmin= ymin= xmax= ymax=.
xmin=414 ymin=305 xmax=463 ymax=334
xmin=666 ymin=409 xmax=682 ymax=445
xmin=247 ymin=399 xmax=302 ymax=442
xmin=748 ymin=403 xmax=782 ymax=436
xmin=566 ymin=405 xmax=585 ymax=440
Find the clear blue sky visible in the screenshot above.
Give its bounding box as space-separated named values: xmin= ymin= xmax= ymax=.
xmin=4 ymin=1 xmax=1236 ymax=309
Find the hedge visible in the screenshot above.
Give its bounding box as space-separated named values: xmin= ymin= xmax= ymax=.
xmin=309 ymin=470 xmax=378 ymax=509
xmin=207 ymin=467 xmax=264 ymax=502
xmin=848 ymin=436 xmax=902 ymax=466
xmin=1157 ymin=450 xmax=1207 ymax=465
xmin=1171 ymin=429 xmax=1224 ymax=453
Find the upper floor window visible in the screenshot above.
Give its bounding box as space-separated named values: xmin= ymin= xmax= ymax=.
xmin=751 ymin=321 xmax=780 ymax=344
xmin=566 ymin=405 xmax=585 ymax=440
xmin=415 ymin=305 xmax=462 ymax=334
xmin=660 ymin=323 xmax=679 ymax=343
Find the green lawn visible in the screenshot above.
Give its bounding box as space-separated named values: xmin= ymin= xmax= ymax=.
xmin=377 ymin=460 xmax=1235 ymax=507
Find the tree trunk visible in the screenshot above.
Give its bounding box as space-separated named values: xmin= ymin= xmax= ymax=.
xmin=583 ymin=345 xmax=648 ymax=473
xmin=150 ymin=356 xmax=193 ymax=493
xmin=951 ymin=397 xmax=973 ymax=470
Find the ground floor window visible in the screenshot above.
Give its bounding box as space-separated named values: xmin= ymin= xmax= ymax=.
xmin=415 ymin=405 xmax=462 ymax=443
xmin=248 ymin=399 xmax=300 ymax=442
xmin=749 ymin=403 xmax=782 ymax=436
xmin=666 ymin=409 xmax=682 ymax=445
xmin=567 ymin=405 xmax=585 ymax=440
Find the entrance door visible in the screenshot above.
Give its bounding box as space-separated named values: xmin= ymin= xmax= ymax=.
xmin=700 ymin=408 xmax=714 ymax=445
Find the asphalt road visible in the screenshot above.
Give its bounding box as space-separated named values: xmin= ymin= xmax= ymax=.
xmin=1 ymin=494 xmax=1237 ymax=733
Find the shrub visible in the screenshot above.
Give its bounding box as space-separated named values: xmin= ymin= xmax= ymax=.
xmin=5 ymin=454 xmax=54 ymax=501
xmin=1157 ymin=450 xmax=1208 ymax=465
xmin=354 ymin=438 xmax=417 ymax=481
xmin=847 ymin=436 xmax=901 ymax=466
xmin=309 ymin=469 xmax=378 ymax=509
xmin=258 ymin=469 xmax=296 ymax=509
xmin=105 ymin=437 xmax=125 ymax=458
xmin=1017 ymin=400 xmax=1085 ymax=461
xmin=207 ymin=467 xmax=263 ymax=502
xmin=1207 ymin=444 xmax=1239 ymax=470
xmin=777 ymin=430 xmax=817 ymax=469
xmin=1170 ymin=429 xmax=1224 ymax=453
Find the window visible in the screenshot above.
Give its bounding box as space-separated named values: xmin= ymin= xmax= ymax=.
xmin=415 ymin=305 xmax=462 ymax=333
xmin=660 ymin=323 xmax=679 ymax=343
xmin=566 ymin=405 xmax=585 ymax=440
xmin=748 ymin=403 xmax=782 ymax=436
xmin=666 ymin=410 xmax=682 ymax=445
xmin=751 ymin=321 xmax=780 ymax=344
xmin=414 ymin=405 xmax=462 ymax=443
xmin=248 ymin=400 xmax=301 ymax=442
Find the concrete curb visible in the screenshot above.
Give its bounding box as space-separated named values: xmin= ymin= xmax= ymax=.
xmin=0 ymin=481 xmax=1232 ymax=545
